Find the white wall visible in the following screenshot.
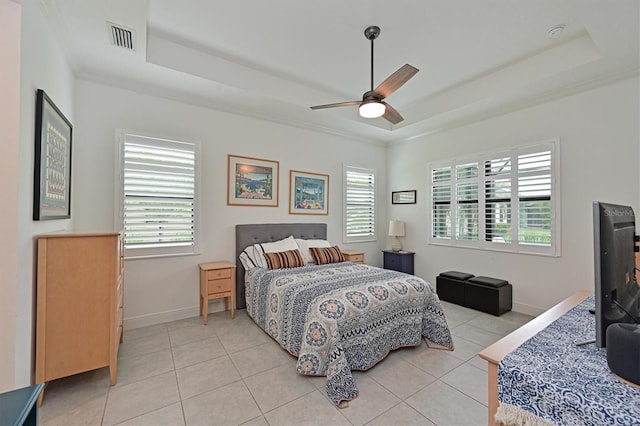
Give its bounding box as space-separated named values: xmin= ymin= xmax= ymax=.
xmin=72 ymin=80 xmax=388 ymax=328
xmin=0 ymin=0 xmax=22 ymax=393
xmin=6 ymin=0 xmax=77 ymax=389
xmin=388 ymin=77 xmax=639 ymax=315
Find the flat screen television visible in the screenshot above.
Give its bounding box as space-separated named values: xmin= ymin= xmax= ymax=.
xmin=593 ymin=201 xmax=640 ymax=347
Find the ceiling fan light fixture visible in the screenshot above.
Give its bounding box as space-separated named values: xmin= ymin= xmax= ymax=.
xmin=359 ymin=100 xmax=385 ymax=118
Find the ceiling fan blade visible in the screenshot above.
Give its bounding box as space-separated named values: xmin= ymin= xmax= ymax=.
xmin=310 ymin=101 xmax=361 ymax=110
xmin=374 ymin=64 xmax=419 ymax=99
xmin=382 ymin=102 xmax=404 ymax=124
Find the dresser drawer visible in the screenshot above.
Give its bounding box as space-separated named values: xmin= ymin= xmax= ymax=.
xmin=117 ymin=279 xmax=123 ymax=306
xmin=347 ymin=254 xmax=364 ymax=263
xmin=116 ymin=306 xmax=123 ymax=329
xmin=115 ymin=324 xmax=123 ymax=349
xmin=208 ymin=278 xmax=232 ymax=295
xmin=206 ymin=268 xmax=232 ymax=281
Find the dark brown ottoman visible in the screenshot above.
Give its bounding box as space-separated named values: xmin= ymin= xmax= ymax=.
xmin=436 ymin=271 xmax=474 ymax=306
xmin=465 ymin=276 xmax=512 ymax=316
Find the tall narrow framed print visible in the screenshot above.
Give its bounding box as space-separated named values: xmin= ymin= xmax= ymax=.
xmin=227 ymin=154 xmax=279 ymax=207
xmin=289 ymin=170 xmax=329 ymax=215
xmin=33 ymin=89 xmax=73 ymax=220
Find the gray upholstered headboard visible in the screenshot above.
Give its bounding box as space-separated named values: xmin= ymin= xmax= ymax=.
xmin=235 ymin=223 xmax=327 ymax=309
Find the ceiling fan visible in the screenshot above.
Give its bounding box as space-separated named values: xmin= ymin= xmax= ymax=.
xmin=310 ymin=25 xmax=418 ymax=125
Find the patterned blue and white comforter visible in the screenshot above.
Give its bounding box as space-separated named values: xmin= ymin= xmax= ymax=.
xmin=245 ymin=262 xmax=454 ymax=407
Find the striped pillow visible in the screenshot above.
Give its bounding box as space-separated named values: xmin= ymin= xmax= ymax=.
xmin=264 ymin=249 xmax=305 ymax=270
xmin=309 ymin=246 xmax=345 ymax=265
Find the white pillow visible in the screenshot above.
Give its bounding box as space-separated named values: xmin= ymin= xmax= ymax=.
xmin=295 ymin=238 xmax=332 ymax=264
xmin=239 ymin=236 xmax=299 ymax=270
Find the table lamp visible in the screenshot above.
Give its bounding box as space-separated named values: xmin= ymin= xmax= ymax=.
xmin=388 ymin=220 xmax=405 ymax=252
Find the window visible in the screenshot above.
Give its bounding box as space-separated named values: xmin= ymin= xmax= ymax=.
xmin=116 ymin=131 xmax=199 ymax=258
xmin=429 ymin=140 xmax=559 ymax=256
xmin=344 ymin=165 xmax=376 ymax=242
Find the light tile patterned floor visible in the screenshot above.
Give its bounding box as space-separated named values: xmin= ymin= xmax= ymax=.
xmin=38 ymin=302 xmax=533 ymax=426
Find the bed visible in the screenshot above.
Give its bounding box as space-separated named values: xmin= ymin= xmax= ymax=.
xmin=235 ymin=223 xmax=454 ymax=407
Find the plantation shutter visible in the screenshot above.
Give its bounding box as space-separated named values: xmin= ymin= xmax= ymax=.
xmin=344 ymin=166 xmax=375 ymax=241
xmin=484 ymin=156 xmax=512 ymax=243
xmin=456 ymin=163 xmax=479 ymax=241
xmin=122 ymin=134 xmax=195 ymax=250
xmin=431 ymin=166 xmax=452 ymax=239
xmin=517 ymin=150 xmax=552 ymax=246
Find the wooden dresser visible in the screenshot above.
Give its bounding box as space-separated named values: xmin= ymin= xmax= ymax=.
xmin=36 ymin=231 xmax=124 ymax=399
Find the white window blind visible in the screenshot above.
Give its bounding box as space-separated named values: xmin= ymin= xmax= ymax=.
xmin=456 ymin=163 xmax=479 ymax=241
xmin=429 ymin=140 xmax=559 ymax=256
xmin=431 ymin=166 xmax=452 ymax=239
xmin=484 ymin=156 xmax=512 ymax=244
xmin=517 ymin=150 xmax=552 ymax=246
xmin=344 ymin=166 xmax=376 ymax=242
xmin=118 ymin=132 xmax=198 ymax=257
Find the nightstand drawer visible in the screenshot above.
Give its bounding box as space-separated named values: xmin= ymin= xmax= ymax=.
xmin=341 ymin=250 xmax=365 ymax=264
xmin=207 ymin=269 xmax=232 ymax=281
xmin=208 ymin=278 xmax=232 ymax=295
xmin=384 ymin=255 xmax=401 ymax=269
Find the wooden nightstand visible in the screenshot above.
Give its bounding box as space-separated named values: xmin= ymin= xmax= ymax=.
xmin=199 ymin=261 xmax=236 ymax=324
xmin=341 ymin=249 xmax=365 ymax=264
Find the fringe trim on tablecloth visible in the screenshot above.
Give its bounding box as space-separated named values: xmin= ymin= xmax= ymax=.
xmin=495 ymin=403 xmax=555 ymax=426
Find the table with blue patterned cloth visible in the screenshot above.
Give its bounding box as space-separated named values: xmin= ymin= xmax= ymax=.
xmin=498 ymin=295 xmax=640 ymax=425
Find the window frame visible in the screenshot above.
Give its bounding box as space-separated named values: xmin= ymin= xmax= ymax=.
xmin=343 ymin=165 xmax=376 ymax=243
xmin=428 ymin=139 xmax=560 ymax=256
xmin=115 ymin=129 xmax=201 ymax=259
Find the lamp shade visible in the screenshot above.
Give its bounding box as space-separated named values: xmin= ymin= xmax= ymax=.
xmin=388 ymin=220 xmax=405 ymax=237
xmin=359 ymin=101 xmax=385 ymax=118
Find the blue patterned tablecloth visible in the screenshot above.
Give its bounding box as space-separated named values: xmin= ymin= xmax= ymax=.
xmin=498 ymin=295 xmax=640 ymax=425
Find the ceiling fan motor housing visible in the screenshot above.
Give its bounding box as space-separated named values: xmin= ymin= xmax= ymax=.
xmin=362 ymin=91 xmax=382 ymax=102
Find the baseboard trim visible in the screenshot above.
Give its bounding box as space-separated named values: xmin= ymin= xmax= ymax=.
xmin=513 ymin=301 xmax=545 ymax=317
xmin=123 ymin=299 xmax=229 ymax=330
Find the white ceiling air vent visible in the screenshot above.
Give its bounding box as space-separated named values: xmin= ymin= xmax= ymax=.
xmin=107 ymin=22 xmax=136 ymax=51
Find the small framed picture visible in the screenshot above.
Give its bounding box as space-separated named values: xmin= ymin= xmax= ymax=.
xmin=392 ymin=190 xmax=417 ymax=205
xmin=289 ymin=170 xmax=329 ymax=215
xmin=227 ymin=154 xmax=279 ymax=207
xmin=33 ymin=89 xmax=73 ymax=220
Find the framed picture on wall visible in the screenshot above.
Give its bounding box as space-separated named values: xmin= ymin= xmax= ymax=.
xmin=227 ymin=154 xmax=279 ymax=206
xmin=392 ymin=190 xmax=417 ymax=205
xmin=33 ymin=89 xmax=73 ymax=220
xmin=289 ymin=170 xmax=329 ymax=215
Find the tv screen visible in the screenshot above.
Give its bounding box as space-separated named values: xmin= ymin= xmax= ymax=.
xmin=593 ymin=201 xmax=640 ymax=347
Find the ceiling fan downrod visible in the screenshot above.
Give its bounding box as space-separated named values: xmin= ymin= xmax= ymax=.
xmin=364 ymin=26 xmax=380 ymax=92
